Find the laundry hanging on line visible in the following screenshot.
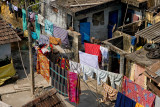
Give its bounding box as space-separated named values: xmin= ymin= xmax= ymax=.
xmin=38 ymin=14 xmax=45 ymax=26
xmin=155 ymin=96 xmax=160 ymax=107
xmin=115 ymin=92 xmax=136 ymax=107
xmin=49 ymin=36 xmax=61 ymax=45
xmin=50 ymin=62 xmax=68 ymax=96
xmin=84 ymin=43 xmax=102 ymax=63
xmin=22 ymin=9 xmax=27 ymax=31
xmin=69 ymin=60 xmax=82 ymax=74
xmin=36 ymin=50 xmax=50 ymax=83
xmin=79 ymin=51 xmax=99 ymax=69
xmin=45 ymin=19 xmax=53 ymax=36
xmin=56 ymin=57 xmax=70 ymax=71
xmin=38 ymin=34 xmax=49 ymax=45
xmin=122 ymin=76 xmax=156 ymax=107
xmin=53 ymin=24 xmax=70 ymax=46
xmin=100 ymin=46 xmax=109 ymax=69
xmin=81 ymin=63 xmax=122 ymax=86
xmin=102 ymin=83 xmax=118 ymax=102
xmin=35 ymin=15 xmax=41 ymax=39
xmin=67 ymin=71 xmax=81 ymax=104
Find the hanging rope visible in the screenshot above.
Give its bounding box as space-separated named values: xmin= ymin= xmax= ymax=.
xmin=18 ymin=42 xmax=30 ymax=82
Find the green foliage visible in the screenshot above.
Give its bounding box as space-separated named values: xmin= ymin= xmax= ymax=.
xmin=29 ymin=0 xmax=40 ymax=12
xmin=18 ymin=0 xmax=40 ymax=12
xmin=19 ymin=0 xmax=25 ymax=7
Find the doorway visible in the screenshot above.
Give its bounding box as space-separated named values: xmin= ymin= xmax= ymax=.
xmin=108 ymin=10 xmax=118 ymax=39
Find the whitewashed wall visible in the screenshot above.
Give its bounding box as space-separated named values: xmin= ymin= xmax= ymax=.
xmin=44 ymin=0 xmax=67 ymax=29
xmin=0 ymin=44 xmax=11 ymax=60
xmin=74 ymin=5 xmax=122 ymax=40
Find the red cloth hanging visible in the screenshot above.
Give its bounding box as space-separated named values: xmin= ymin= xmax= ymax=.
xmin=84 ymin=43 xmax=102 ymax=63
xmin=122 ymin=76 xmax=156 ymax=107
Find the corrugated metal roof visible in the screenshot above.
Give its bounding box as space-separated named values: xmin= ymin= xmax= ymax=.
xmin=135 ymin=21 xmax=160 ymax=43
xmin=53 ymin=0 xmax=115 ymax=13
xmin=0 ymin=18 xmax=21 ymax=45
xmin=22 ymin=88 xmax=66 ymax=107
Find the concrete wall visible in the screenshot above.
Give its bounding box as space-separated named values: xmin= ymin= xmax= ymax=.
xmin=0 ymin=44 xmax=11 ymax=60
xmin=74 ymin=5 xmax=122 ymax=40
xmin=44 ymin=0 xmax=67 ymax=29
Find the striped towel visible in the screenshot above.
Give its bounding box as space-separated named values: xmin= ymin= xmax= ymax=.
xmin=53 ymin=24 xmax=69 ymax=46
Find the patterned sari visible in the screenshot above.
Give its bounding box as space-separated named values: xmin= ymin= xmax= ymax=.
xmin=67 ymin=71 xmax=81 ymax=104
xmin=36 ymin=50 xmax=50 ymax=82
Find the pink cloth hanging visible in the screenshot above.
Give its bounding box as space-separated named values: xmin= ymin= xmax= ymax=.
xmin=67 ymin=72 xmax=81 ymax=104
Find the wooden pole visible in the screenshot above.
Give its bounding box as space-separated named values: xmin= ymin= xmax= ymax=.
xmin=26 ymin=7 xmax=35 ymax=95
xmin=119 ymin=55 xmax=124 ymax=75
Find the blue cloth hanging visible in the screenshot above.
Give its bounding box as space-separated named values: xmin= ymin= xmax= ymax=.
xmin=131 ymin=36 xmax=136 ymax=46
xmin=115 ymin=92 xmax=136 ymax=107
xmin=45 ymin=19 xmax=53 ymax=36
xmin=31 ymin=32 xmax=38 ymax=40
xmin=22 ymin=9 xmax=27 ymax=31
xmin=35 ymin=15 xmax=40 ymax=40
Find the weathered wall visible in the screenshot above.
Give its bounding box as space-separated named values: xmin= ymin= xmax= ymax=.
xmin=74 ymin=5 xmax=122 ymax=40
xmin=0 ymin=44 xmax=11 ymax=60
xmin=44 ymin=0 xmax=67 ymax=29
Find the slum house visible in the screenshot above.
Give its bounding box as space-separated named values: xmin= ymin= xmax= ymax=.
xmin=102 ymin=20 xmax=145 ymax=76
xmin=0 ymin=17 xmax=21 ymax=86
xmin=49 ymin=0 xmax=122 ymax=42
xmin=146 ymin=4 xmax=160 ymax=26
xmin=125 ymin=20 xmax=160 ymax=91
xmin=121 ymin=0 xmax=148 ymax=24
xmin=144 ymin=61 xmax=160 ymax=97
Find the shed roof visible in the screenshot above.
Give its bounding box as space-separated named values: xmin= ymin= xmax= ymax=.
xmin=53 ymin=0 xmax=115 ymax=13
xmin=135 ymin=21 xmax=160 ymax=43
xmin=145 ymin=61 xmax=160 ymax=78
xmin=125 ymin=48 xmax=158 ymax=67
xmin=121 ymin=0 xmax=148 ymax=7
xmin=147 ymin=3 xmax=160 ymax=12
xmin=0 ymin=18 xmax=21 ymax=45
xmin=22 ymin=88 xmax=66 ymax=107
xmin=144 ymin=61 xmax=160 ymax=87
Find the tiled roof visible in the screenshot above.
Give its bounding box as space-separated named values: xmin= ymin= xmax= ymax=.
xmin=52 ymin=0 xmax=115 ymax=13
xmin=22 ymin=88 xmax=66 ymax=107
xmin=0 ymin=18 xmax=21 ymax=45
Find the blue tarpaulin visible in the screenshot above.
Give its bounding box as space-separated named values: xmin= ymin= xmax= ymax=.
xmin=80 ymin=22 xmax=90 ymax=43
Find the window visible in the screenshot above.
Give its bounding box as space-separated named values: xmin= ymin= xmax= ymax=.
xmin=92 ymin=11 xmax=104 ymax=26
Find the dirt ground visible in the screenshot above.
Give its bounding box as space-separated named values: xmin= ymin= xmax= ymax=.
xmin=0 ymin=42 xmax=114 ymax=107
